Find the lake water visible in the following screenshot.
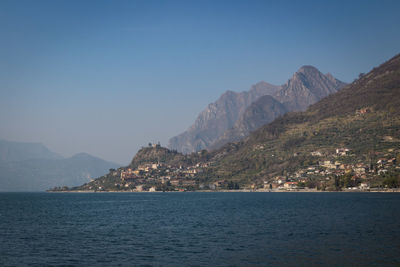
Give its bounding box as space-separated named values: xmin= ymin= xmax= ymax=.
xmin=0 ymin=192 xmax=399 ymax=266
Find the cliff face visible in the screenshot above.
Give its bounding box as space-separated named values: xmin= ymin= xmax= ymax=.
xmin=169 ymin=66 xmax=346 ymax=154
xmin=168 ymin=82 xmax=280 ymax=154
xmin=274 ymin=66 xmax=346 ymax=111
xmin=210 ymin=95 xmax=287 ymax=149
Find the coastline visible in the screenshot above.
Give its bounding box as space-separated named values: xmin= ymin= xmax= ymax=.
xmin=47 ymin=188 xmax=400 ymax=193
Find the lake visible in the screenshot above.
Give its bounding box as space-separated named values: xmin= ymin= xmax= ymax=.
xmin=0 ymin=192 xmax=399 ymax=266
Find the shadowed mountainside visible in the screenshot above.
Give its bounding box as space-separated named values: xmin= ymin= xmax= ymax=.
xmin=170 ymin=66 xmax=346 ymax=153
xmin=210 ymin=95 xmax=287 ymax=149
xmin=168 ymin=82 xmax=280 ymax=153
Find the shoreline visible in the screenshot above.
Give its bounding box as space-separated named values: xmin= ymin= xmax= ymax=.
xmin=46 ymin=188 xmax=400 ymax=193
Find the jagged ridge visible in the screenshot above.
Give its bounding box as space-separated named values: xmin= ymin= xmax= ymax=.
xmin=175 ymin=66 xmax=346 ymax=152
xmin=168 ymin=82 xmax=280 ymax=153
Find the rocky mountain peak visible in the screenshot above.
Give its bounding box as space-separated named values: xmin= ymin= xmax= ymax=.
xmin=169 ymin=66 xmax=346 ymax=154
xmin=168 ymin=82 xmax=280 ymax=154
xmin=275 ymin=65 xmax=346 ymax=111
xmin=290 ymin=65 xmax=326 ymax=84
xmin=297 ymin=65 xmax=319 ymax=73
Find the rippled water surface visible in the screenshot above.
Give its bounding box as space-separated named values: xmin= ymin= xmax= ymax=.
xmin=1 ymin=192 xmax=399 ymax=266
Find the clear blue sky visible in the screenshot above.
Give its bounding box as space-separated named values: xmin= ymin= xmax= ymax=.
xmin=1 ymin=0 xmax=399 ymax=164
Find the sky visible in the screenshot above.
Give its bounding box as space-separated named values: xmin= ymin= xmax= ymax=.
xmin=0 ymin=0 xmax=399 ymax=165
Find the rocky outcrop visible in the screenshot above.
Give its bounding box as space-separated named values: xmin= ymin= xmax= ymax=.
xmin=274 ymin=66 xmax=346 ymax=111
xmin=168 ymin=82 xmax=280 ymax=154
xmin=210 ymin=95 xmax=287 ymax=149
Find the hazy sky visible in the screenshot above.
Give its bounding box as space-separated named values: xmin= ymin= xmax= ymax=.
xmin=1 ymin=0 xmax=399 ymax=164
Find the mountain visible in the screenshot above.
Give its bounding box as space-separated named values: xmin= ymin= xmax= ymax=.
xmin=204 ymin=54 xmax=400 ymax=185
xmin=168 ymin=82 xmax=280 ymax=154
xmin=210 ymin=95 xmax=287 ymax=149
xmin=0 ymin=139 xmax=62 ymax=162
xmin=63 ymin=53 xmax=400 ymax=192
xmin=0 ymin=141 xmax=120 ymax=191
xmin=170 ymin=66 xmax=346 ymax=153
xmin=274 ymin=65 xmax=347 ymax=111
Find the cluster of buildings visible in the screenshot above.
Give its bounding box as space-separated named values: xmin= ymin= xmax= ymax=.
xmin=268 ymin=147 xmax=399 ymax=191
xmin=111 ymin=162 xmax=210 ymax=191
xmin=87 ymin=145 xmax=398 ymax=192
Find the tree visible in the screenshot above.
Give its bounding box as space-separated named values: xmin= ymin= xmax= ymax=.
xmin=228 ymin=181 xmax=234 ymax=190
xmin=305 ymin=179 xmax=317 ymax=189
xmin=383 ymin=175 xmax=399 ymax=188
xmin=234 ymin=183 xmax=240 ymax=190
xmin=343 ymin=174 xmax=352 ymax=188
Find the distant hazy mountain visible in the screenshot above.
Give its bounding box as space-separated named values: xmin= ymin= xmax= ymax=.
xmin=169 ymin=66 xmax=346 ymax=153
xmin=168 ymin=82 xmax=281 ymax=154
xmin=0 ymin=139 xmax=62 ymax=162
xmin=0 ymin=140 xmax=120 ymax=191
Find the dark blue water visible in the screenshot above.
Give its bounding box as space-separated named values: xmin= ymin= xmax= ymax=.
xmin=0 ymin=192 xmax=399 ymax=266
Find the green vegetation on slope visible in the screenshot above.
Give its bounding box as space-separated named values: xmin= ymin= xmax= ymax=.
xmin=199 ymin=53 xmax=400 ymax=187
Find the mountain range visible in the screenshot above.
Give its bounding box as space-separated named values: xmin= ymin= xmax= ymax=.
xmin=0 ymin=140 xmax=120 ymax=191
xmin=203 ymin=53 xmax=400 ymax=184
xmin=169 ymin=66 xmax=346 ymax=153
xmin=168 ymin=82 xmax=280 ymax=154
xmin=65 ymin=53 xmax=400 ymax=192
xmin=0 ymin=140 xmax=62 ymax=162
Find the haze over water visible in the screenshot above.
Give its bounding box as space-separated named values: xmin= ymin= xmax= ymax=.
xmin=1 ymin=192 xmax=399 ymax=266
